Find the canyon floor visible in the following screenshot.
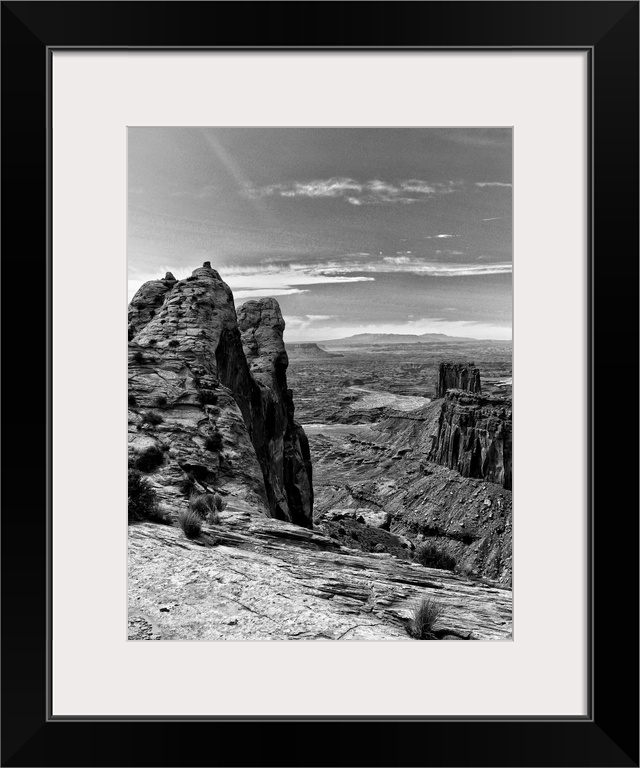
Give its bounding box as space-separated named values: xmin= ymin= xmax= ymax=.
xmin=129 ymin=338 xmax=513 ymax=641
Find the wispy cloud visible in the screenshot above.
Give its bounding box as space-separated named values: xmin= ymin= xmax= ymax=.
xmin=483 ymin=217 xmax=503 ymax=221
xmin=286 ymin=315 xmax=336 ymax=334
xmin=309 ymin=258 xmax=511 ymax=278
xmin=244 ymin=178 xmax=461 ymax=205
xmin=475 ymin=182 xmax=512 ymax=188
xmin=424 ymin=234 xmax=457 ymax=239
xmin=233 ymin=288 xmax=309 ymax=299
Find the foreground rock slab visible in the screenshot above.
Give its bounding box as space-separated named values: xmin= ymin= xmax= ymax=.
xmin=129 ymin=511 xmax=512 ymax=641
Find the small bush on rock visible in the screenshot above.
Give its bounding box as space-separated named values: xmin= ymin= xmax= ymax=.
xmin=128 ymin=393 xmax=137 ymax=407
xmin=134 ymin=445 xmax=164 ymax=472
xmin=196 ymin=389 xmax=218 ymax=406
xmin=178 ymin=508 xmax=202 ymax=539
xmin=154 ymin=394 xmax=168 ymax=407
xmin=168 ymin=339 xmax=179 ymax=348
xmin=141 ymin=411 xmax=163 ymax=427
xmin=132 ymin=351 xmax=145 ymax=364
xmin=415 ymin=543 xmax=456 ymax=571
xmin=204 ymin=431 xmax=223 ymax=452
xmin=179 ymin=475 xmax=196 ymax=496
xmin=128 ymin=469 xmax=161 ymax=523
xmin=189 ymin=493 xmax=215 ymax=519
xmin=213 ymin=493 xmax=227 ymax=513
xmin=408 ymin=597 xmax=444 ymax=640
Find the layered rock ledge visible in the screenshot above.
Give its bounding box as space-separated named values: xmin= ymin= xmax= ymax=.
xmin=128 ymin=505 xmax=512 ymax=641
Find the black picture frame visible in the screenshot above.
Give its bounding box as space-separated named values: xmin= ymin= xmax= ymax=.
xmin=2 ymin=2 xmax=638 ymax=766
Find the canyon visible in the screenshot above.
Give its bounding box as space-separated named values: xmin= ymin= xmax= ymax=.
xmin=128 ymin=264 xmax=512 ymax=640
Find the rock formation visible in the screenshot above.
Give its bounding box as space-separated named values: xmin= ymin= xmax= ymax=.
xmin=288 ymin=343 xmax=343 ymax=358
xmin=428 ymin=390 xmax=512 ymax=489
xmin=128 ymin=263 xmax=313 ymax=528
xmin=436 ymin=362 xmax=481 ymax=398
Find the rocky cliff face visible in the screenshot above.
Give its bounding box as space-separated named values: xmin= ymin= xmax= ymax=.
xmin=436 ymin=362 xmax=481 ymax=398
xmin=428 ymin=390 xmax=512 ymax=489
xmin=128 ymin=263 xmax=313 ymax=527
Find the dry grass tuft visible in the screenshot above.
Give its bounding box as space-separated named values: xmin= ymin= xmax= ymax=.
xmin=178 ymin=508 xmax=203 ymax=539
xmin=408 ymin=597 xmax=444 ymax=640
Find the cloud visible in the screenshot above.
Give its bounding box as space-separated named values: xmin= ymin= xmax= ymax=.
xmin=285 ymin=314 xmax=336 ymax=333
xmin=244 ymin=178 xmax=460 ymax=205
xmin=127 ymin=262 xmax=376 ymax=302
xmin=425 ymin=234 xmax=457 ymax=239
xmin=475 ymin=182 xmax=512 ymax=188
xmin=233 ymin=288 xmax=309 ymax=299
xmin=483 ymin=217 xmax=503 ymax=221
xmin=307 ymin=258 xmax=512 ymax=278
xmin=128 ymin=255 xmax=511 ymax=304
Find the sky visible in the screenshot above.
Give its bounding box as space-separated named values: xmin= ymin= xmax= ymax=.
xmin=128 ymin=127 xmax=512 ymax=341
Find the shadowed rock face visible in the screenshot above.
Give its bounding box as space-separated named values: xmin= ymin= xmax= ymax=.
xmin=429 ymin=390 xmax=512 ymax=489
xmin=128 ymin=264 xmax=313 ymax=527
xmin=237 ymin=298 xmax=313 ymax=527
xmin=436 ymin=362 xmax=481 ymax=398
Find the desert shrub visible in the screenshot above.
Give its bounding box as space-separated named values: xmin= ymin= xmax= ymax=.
xmin=196 ymin=389 xmax=218 ymax=406
xmin=148 ymin=339 xmax=157 ymax=346
xmin=168 ymin=339 xmax=179 ymax=348
xmin=179 ymin=475 xmax=196 ymax=496
xmin=213 ymin=493 xmax=227 ymax=513
xmin=141 ymin=410 xmax=163 ymax=427
xmin=189 ymin=492 xmax=225 ymax=524
xmin=204 ymin=431 xmax=223 ymax=452
xmin=408 ymin=597 xmax=444 ymax=640
xmin=128 ymin=393 xmax=137 ymax=407
xmin=186 ymin=275 xmax=198 ymax=282
xmin=132 ymin=351 xmax=145 ymax=364
xmin=154 ymin=394 xmax=168 ymax=407
xmin=128 ymin=469 xmax=161 ymax=522
xmin=178 ymin=508 xmax=202 ymax=539
xmin=415 ymin=542 xmax=456 ymax=571
xmin=134 ymin=445 xmax=164 ymax=472
xmin=189 ymin=493 xmax=215 ymax=519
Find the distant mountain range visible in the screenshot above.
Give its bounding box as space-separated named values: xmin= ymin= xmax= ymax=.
xmin=316 ymin=333 xmax=512 ymax=347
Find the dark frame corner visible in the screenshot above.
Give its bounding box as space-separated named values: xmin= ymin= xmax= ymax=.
xmin=1 ymin=2 xmax=638 ymax=766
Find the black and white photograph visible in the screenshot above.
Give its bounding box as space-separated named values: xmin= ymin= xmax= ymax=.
xmin=127 ymin=127 xmax=513 ymax=641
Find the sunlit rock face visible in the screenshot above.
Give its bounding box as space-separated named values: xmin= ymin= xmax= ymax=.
xmin=127 ymin=263 xmax=313 ymax=527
